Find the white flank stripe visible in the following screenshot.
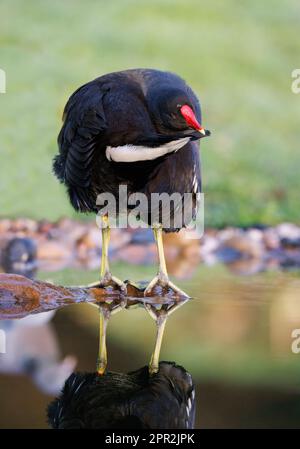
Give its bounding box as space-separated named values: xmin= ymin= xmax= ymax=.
xmin=106 ymin=137 xmax=190 ymax=162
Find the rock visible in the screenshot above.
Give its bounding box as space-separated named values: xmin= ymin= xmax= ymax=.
xmin=1 ymin=237 xmax=38 ymax=279
xmin=8 ymin=218 xmax=37 ymax=233
xmin=200 ymin=235 xmax=220 ymax=254
xmin=199 ymin=234 xmax=220 ymax=265
xmin=76 ymin=228 xmax=100 ymax=251
xmin=130 ymin=228 xmax=155 ymax=244
xmin=246 ymin=228 xmax=264 ymax=244
xmin=49 ymin=221 xmax=87 ymax=242
xmin=114 ymin=243 xmax=157 ymax=265
xmin=56 ymin=217 xmax=76 ymax=230
xmin=37 ymin=220 xmax=54 ymax=235
xmin=215 ymin=247 xmax=243 ymax=263
xmin=218 ymin=227 xmax=239 ymax=241
xmin=277 ymin=223 xmax=300 ymax=239
xmin=163 ymin=229 xmax=200 ymax=247
xmin=280 ymin=254 xmax=300 ymax=270
xmin=218 ymin=229 xmax=264 ymax=260
xmin=3 ymin=217 xmax=300 ymax=274
xmin=281 ymin=238 xmax=300 ymax=249
xmin=263 ymin=227 xmax=280 ymax=250
xmin=37 ymin=241 xmax=73 ymax=261
xmin=167 ymin=247 xmax=200 ymax=279
xmin=0 ymin=219 xmax=12 ymax=234
xmin=181 ymin=243 xmax=202 ymax=265
xmin=109 ymin=229 xmax=131 ymax=251
xmin=276 ymin=223 xmax=300 ymax=247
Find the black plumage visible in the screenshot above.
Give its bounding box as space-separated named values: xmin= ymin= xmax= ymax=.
xmin=47 ymin=362 xmax=196 ymax=429
xmin=53 ymin=68 xmax=209 ymax=231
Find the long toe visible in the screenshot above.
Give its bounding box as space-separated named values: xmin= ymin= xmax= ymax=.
xmin=144 ymin=276 xmax=189 ymax=299
xmin=95 ymin=274 xmax=127 ymax=294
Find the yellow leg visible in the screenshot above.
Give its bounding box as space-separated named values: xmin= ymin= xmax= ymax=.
xmin=144 ymin=225 xmax=190 ymax=374
xmin=95 ymin=216 xmax=127 ymax=375
xmin=100 ymin=220 xmax=110 ymax=280
xmin=96 ymin=299 xmax=127 ymax=375
xmin=99 ymin=216 xmax=126 ymax=291
xmin=154 ymin=226 xmax=168 ymax=281
xmin=144 ymin=226 xmax=189 ymax=298
xmin=96 ymin=306 xmax=110 ymax=375
xmin=146 ymin=298 xmax=189 ymax=374
xmin=149 ymin=312 xmax=167 ymax=375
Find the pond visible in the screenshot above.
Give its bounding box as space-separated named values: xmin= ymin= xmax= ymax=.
xmin=0 ymin=262 xmax=300 ymax=428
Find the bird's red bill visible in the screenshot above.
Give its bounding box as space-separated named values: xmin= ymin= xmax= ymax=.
xmin=180 ymin=105 xmax=204 ymax=132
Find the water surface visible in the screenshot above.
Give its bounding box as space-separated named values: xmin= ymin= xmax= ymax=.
xmin=1 ymin=263 xmax=300 ymax=428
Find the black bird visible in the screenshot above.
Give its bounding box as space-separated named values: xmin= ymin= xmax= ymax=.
xmin=1 ymin=237 xmax=37 ymax=279
xmin=53 ymin=68 xmax=210 ymax=374
xmin=47 ymin=362 xmax=196 ymax=429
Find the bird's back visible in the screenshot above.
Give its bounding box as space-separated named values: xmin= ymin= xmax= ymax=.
xmin=47 ymin=362 xmax=196 ymax=429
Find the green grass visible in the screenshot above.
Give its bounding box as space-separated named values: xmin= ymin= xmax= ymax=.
xmin=0 ymin=0 xmax=299 ymax=226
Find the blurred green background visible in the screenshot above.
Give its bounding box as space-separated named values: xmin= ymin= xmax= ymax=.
xmin=0 ymin=0 xmax=299 ymax=226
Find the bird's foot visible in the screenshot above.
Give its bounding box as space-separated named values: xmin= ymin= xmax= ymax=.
xmin=144 ymin=283 xmax=190 ymax=375
xmin=144 ymin=272 xmax=189 ymax=299
xmin=86 ymin=273 xmax=127 ymax=294
xmin=101 ymin=274 xmax=127 ymax=293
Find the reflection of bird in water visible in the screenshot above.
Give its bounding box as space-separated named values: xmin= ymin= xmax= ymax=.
xmin=48 ymin=362 xmax=195 ymax=429
xmin=1 ymin=237 xmax=38 ymax=279
xmin=53 ymin=68 xmax=210 ymax=374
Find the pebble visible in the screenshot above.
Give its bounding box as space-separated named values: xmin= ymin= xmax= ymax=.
xmin=0 ymin=219 xmax=299 ymax=275
xmin=37 ymin=241 xmax=73 ymax=261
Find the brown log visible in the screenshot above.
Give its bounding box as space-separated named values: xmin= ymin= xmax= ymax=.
xmin=0 ymin=273 xmax=181 ymax=320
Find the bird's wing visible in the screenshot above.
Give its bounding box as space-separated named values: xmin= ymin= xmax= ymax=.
xmin=53 ymin=82 xmax=108 ymax=211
